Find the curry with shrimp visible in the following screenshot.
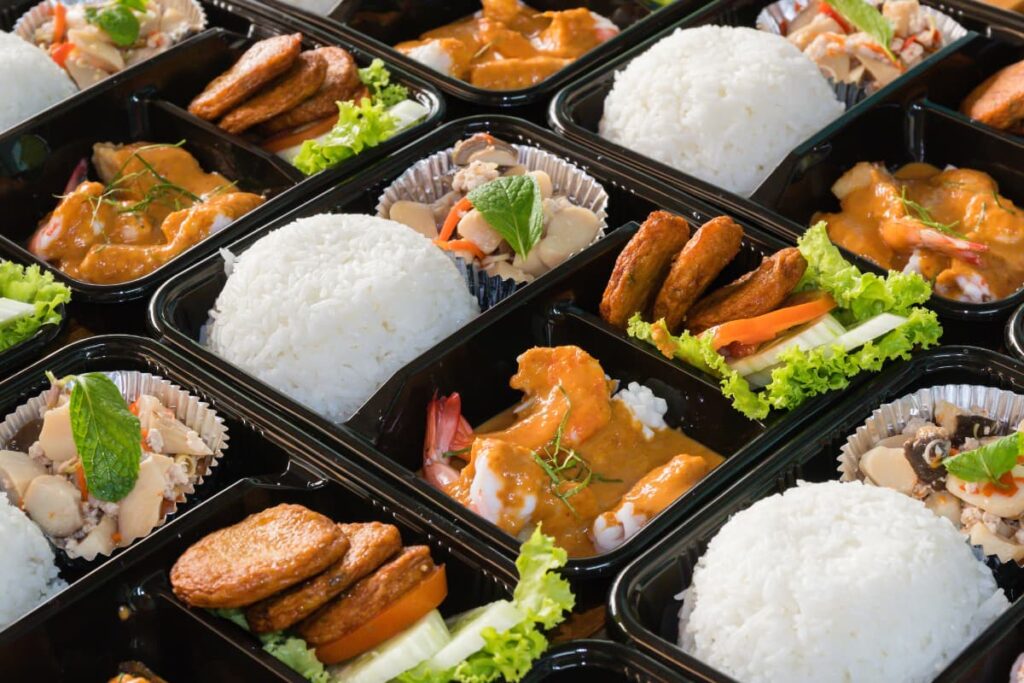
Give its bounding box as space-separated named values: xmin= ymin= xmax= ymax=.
xmin=394 ymin=0 xmax=619 ymax=91
xmin=422 ymin=345 xmax=721 ymax=557
xmin=818 ymin=161 xmax=1024 ymax=303
xmin=29 ymin=141 xmax=263 ymax=285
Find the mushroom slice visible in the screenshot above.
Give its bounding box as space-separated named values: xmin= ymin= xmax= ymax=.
xmin=67 ymin=514 xmax=117 ymax=561
xmin=947 ymin=466 xmax=1024 ymax=519
xmin=38 ymin=401 xmax=77 ymax=464
xmin=536 ymin=206 xmax=600 ymax=269
xmin=118 ymin=453 xmax=175 ymax=546
xmin=903 ymin=424 xmax=950 ymax=489
xmin=859 ymin=444 xmax=918 ymax=495
xmin=389 ymin=200 xmax=438 ymax=239
xmin=934 ymin=401 xmax=1004 ymax=446
xmin=136 ymin=395 xmax=211 ymax=456
xmin=23 ymin=474 xmax=84 ymax=538
xmin=0 ymin=450 xmax=47 ymax=507
xmin=452 ymin=134 xmax=518 ymax=167
xmin=968 ymin=522 xmax=1024 ymax=563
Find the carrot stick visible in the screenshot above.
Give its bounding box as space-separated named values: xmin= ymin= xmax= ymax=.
xmin=704 ymin=292 xmax=836 ymax=351
xmin=49 ymin=41 xmax=74 ymax=67
xmin=75 ymin=463 xmax=88 ymax=502
xmin=52 ymin=3 xmax=67 ymax=44
xmin=437 ymin=197 xmax=473 ymax=243
xmin=437 ymin=238 xmax=487 ymax=261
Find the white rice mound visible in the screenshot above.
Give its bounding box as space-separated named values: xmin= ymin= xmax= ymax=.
xmin=206 ymin=214 xmax=479 ymax=423
xmin=0 ymin=495 xmax=66 ymax=630
xmin=599 ymin=26 xmax=843 ymax=197
xmin=0 ymin=32 xmax=76 ymax=134
xmin=678 ymin=481 xmax=1009 ymax=683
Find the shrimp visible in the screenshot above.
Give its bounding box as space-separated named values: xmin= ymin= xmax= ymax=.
xmin=591 ymin=454 xmax=708 ymax=553
xmin=880 ymin=217 xmax=988 ymax=266
xmin=422 ymin=392 xmax=474 ymax=491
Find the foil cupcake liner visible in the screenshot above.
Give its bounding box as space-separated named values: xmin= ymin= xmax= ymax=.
xmin=756 ymin=0 xmax=967 ymax=103
xmin=376 ymin=141 xmax=609 ymax=311
xmin=838 ymin=383 xmax=1024 ymax=565
xmin=15 ymin=0 xmax=207 ymax=85
xmin=0 ymin=370 xmax=228 ymax=560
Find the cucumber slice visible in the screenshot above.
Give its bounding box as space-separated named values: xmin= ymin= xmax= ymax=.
xmin=729 ymin=314 xmax=844 ymax=377
xmin=0 ymin=297 xmax=34 ymax=327
xmin=330 ymin=609 xmax=450 ymax=683
xmin=426 ymin=600 xmax=526 ymax=673
xmin=834 ymin=313 xmax=907 ymax=351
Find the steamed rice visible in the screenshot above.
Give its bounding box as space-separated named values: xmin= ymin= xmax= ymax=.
xmin=0 ymin=31 xmax=76 ymax=134
xmin=206 ymin=214 xmax=479 ymax=423
xmin=678 ymin=481 xmax=1008 ymax=683
xmin=599 ymin=25 xmax=843 ymax=197
xmin=0 ymin=494 xmax=65 ymax=630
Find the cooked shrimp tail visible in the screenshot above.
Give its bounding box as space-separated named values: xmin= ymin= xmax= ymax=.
xmin=423 ymin=392 xmax=474 ymax=491
xmin=63 ymin=158 xmax=89 ymax=195
xmin=880 ymin=218 xmax=988 ymax=266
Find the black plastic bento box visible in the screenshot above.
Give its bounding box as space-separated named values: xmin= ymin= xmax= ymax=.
xmin=143 ymin=114 xmax=907 ymax=581
xmin=250 ymin=0 xmax=713 ymax=114
xmin=0 ymin=334 xmax=520 ymax=681
xmin=609 ymin=345 xmax=1024 ymax=683
xmin=0 ymin=0 xmax=444 ymax=303
xmin=523 ymin=639 xmax=692 ymax=682
xmin=548 ymin=0 xmax=1024 ymax=324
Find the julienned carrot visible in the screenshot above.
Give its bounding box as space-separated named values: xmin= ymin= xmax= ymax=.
xmin=437 ymin=197 xmax=473 ymax=242
xmin=75 ymin=463 xmax=88 ymax=502
xmin=703 ymin=291 xmax=837 ymax=351
xmin=49 ymin=41 xmax=74 ymax=67
xmin=52 ymin=3 xmax=67 ymax=44
xmin=437 ymin=238 xmax=487 ymax=261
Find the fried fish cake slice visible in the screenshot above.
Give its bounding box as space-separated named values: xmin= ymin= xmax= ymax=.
xmin=257 ymin=47 xmax=362 ymax=136
xmin=245 ymin=522 xmax=403 ymax=633
xmin=685 ymin=247 xmax=807 ymax=334
xmin=652 ymin=216 xmax=744 ymax=333
xmin=599 ymin=210 xmax=691 ymax=329
xmin=188 ymin=33 xmax=303 ymax=121
xmin=170 ymin=503 xmax=349 ymax=609
xmin=297 ymin=545 xmax=438 ymax=645
xmin=219 ymin=50 xmax=327 ymax=135
xmin=961 ymin=60 xmax=1024 ymax=133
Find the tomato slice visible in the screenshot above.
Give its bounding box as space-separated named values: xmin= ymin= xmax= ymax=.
xmin=703 ymin=291 xmax=836 ymax=351
xmin=314 ymin=564 xmax=448 ymax=665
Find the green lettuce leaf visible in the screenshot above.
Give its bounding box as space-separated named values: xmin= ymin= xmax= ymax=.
xmin=0 ymin=260 xmax=70 ymax=353
xmin=358 ymin=58 xmax=410 ymax=107
xmin=208 ymin=608 xmax=329 ymax=683
xmin=512 ymin=527 xmax=574 ymax=629
xmin=292 ymin=97 xmax=399 ymax=176
xmin=453 ymin=624 xmax=548 ymax=683
xmin=797 ymin=221 xmax=932 ymax=323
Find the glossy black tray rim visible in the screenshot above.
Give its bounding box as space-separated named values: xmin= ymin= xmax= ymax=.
xmin=0 ymin=302 xmax=66 ymax=377
xmin=523 ymin=639 xmax=691 ymax=682
xmin=145 ymin=113 xmax=889 ymax=580
xmin=0 ymin=333 xmax=520 ymax=646
xmin=0 ymin=6 xmax=445 ymax=303
xmin=608 ymin=345 xmax=1024 ymax=683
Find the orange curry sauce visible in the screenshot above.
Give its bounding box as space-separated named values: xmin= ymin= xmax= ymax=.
xmin=444 ymin=346 xmax=721 ymax=556
xmin=29 ymin=143 xmax=263 ymax=284
xmin=818 ymin=162 xmax=1024 ymax=302
xmin=394 ymin=0 xmax=617 ymax=90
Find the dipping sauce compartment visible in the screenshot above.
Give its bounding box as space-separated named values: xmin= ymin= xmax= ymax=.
xmin=609 ymin=346 xmax=1024 ymax=683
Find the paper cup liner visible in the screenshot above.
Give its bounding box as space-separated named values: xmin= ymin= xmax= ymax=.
xmin=0 ymin=370 xmax=228 ymax=560
xmin=376 ymin=141 xmax=609 ymax=311
xmin=838 ymin=383 xmax=1024 ymax=566
xmin=15 ymin=0 xmax=206 ymax=85
xmin=756 ymin=0 xmax=967 ymax=104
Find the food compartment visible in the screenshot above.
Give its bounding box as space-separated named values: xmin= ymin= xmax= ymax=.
xmin=548 ymin=0 xmax=979 ymax=206
xmin=609 ymin=346 xmax=1024 ymax=682
xmin=326 ymin=0 xmax=702 ymax=110
xmin=523 ymin=639 xmax=689 ymax=682
xmin=0 ymin=334 xmax=290 ymax=586
xmin=753 ymin=101 xmax=1024 ymax=321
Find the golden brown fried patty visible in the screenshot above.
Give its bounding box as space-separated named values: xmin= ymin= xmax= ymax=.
xmin=188 ymin=33 xmax=303 ymax=121
xmin=685 ymin=247 xmax=807 ymax=334
xmin=297 ymin=545 xmax=437 ymax=645
xmin=652 ymin=215 xmax=744 ymax=333
xmin=219 ymin=51 xmax=327 ymax=134
xmin=257 ymin=47 xmax=363 ymax=135
xmin=599 ymin=210 xmax=691 ymax=329
xmin=170 ymin=503 xmax=349 ymax=609
xmin=245 ymin=522 xmax=403 ymax=634
xmin=961 ymin=60 xmax=1024 ymax=134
